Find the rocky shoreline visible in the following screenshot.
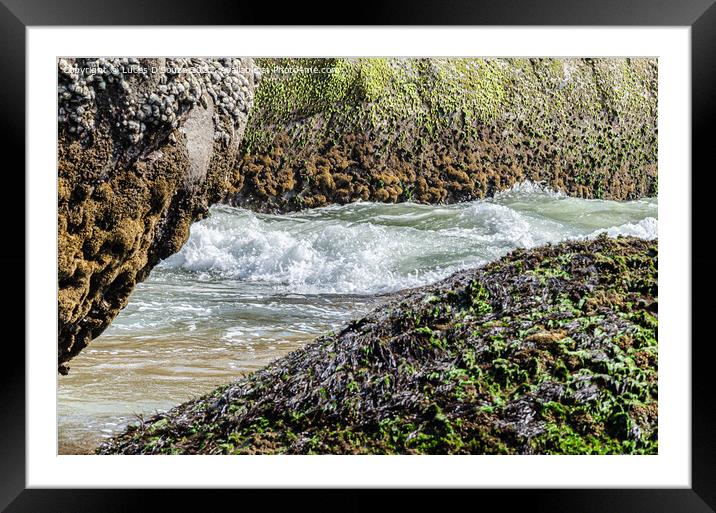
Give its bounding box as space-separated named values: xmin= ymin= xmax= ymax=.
xmin=58 ymin=58 xmax=658 ymax=369
xmin=57 ymin=57 xmax=659 ymax=456
xmin=97 ymin=236 xmax=657 ymax=455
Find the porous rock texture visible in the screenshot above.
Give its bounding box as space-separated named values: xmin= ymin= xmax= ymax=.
xmin=230 ymin=58 xmax=657 ymax=212
xmin=57 ymin=58 xmax=259 ymax=373
xmin=98 ymin=236 xmax=658 ymax=455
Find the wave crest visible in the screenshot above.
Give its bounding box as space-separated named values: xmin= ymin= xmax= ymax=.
xmin=162 ymin=189 xmax=657 ymax=295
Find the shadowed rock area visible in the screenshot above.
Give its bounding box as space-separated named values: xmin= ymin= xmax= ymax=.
xmin=98 ymin=236 xmax=658 ymax=455
xmin=57 ymin=58 xmax=258 ymax=373
xmin=230 ymin=58 xmax=657 ymax=213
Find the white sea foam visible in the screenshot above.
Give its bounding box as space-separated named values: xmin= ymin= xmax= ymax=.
xmin=585 ymin=217 xmax=658 ymax=240
xmin=160 ymin=185 xmax=657 ymax=296
xmin=493 ymin=180 xmax=566 ymax=199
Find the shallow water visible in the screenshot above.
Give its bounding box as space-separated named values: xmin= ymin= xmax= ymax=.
xmin=57 ymin=184 xmax=657 ymax=453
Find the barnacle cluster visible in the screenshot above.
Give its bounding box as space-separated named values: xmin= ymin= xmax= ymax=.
xmin=57 ymin=57 xmax=258 ymax=145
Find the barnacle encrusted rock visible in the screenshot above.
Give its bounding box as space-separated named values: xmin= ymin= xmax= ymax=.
xmin=57 ymin=58 xmax=258 ymax=373
xmin=98 ymin=236 xmax=658 ymax=455
xmin=229 ymin=58 xmax=657 ymax=212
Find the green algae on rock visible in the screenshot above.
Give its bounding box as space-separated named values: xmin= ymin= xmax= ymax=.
xmin=229 ymin=58 xmax=657 ymax=213
xmin=97 ymin=235 xmax=658 ymax=455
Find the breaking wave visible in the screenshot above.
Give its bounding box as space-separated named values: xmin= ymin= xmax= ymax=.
xmin=162 ymin=183 xmax=657 ymax=295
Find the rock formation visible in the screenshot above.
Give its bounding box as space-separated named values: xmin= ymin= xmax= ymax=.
xmin=230 ymin=58 xmax=657 ymax=212
xmin=97 ymin=236 xmax=658 ymax=455
xmin=58 ymin=57 xmax=659 ymax=371
xmin=57 ymin=58 xmax=259 ymax=373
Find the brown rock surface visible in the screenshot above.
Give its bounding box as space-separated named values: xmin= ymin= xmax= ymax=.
xmin=230 ymin=58 xmax=657 ymax=212
xmin=57 ymin=58 xmax=258 ymax=373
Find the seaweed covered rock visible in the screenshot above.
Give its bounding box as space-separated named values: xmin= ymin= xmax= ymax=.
xmin=58 ymin=58 xmax=259 ymax=373
xmin=98 ymin=235 xmax=658 ymax=455
xmin=229 ymin=58 xmax=658 ymax=212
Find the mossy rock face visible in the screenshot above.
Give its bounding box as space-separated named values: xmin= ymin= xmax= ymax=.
xmin=98 ymin=235 xmax=658 ymax=455
xmin=229 ymin=58 xmax=658 ymax=212
xmin=57 ymin=58 xmax=259 ymax=373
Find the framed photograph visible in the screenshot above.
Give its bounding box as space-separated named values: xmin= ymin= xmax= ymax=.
xmin=5 ymin=0 xmax=715 ymax=511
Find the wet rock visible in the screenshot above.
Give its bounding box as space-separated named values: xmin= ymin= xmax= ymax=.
xmin=98 ymin=236 xmax=658 ymax=455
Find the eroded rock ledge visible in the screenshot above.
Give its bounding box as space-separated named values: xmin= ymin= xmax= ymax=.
xmin=57 ymin=58 xmax=258 ymax=373
xmin=98 ymin=236 xmax=658 ymax=455
xmin=230 ymin=58 xmax=657 ymax=212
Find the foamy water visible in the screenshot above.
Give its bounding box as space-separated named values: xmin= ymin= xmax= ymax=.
xmin=58 ymin=184 xmax=657 ymax=453
xmin=163 ymin=184 xmax=656 ymax=294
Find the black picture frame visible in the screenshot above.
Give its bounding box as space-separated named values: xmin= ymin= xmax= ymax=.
xmin=2 ymin=1 xmax=714 ymax=511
